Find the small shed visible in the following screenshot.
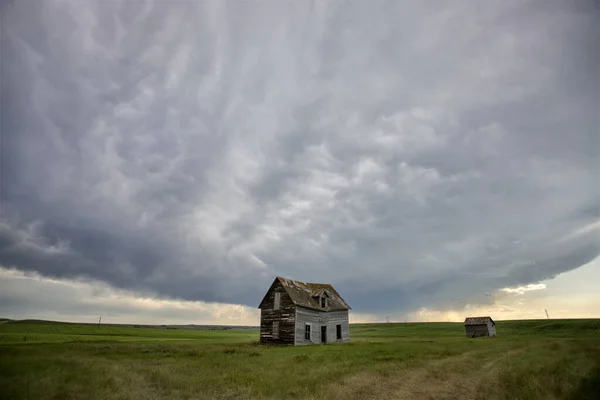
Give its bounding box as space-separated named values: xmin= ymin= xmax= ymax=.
xmin=464 ymin=316 xmax=496 ymax=337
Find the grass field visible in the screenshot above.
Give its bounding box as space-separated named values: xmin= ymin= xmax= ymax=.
xmin=0 ymin=319 xmax=599 ymax=399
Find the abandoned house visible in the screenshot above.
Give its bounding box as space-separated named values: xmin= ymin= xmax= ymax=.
xmin=464 ymin=316 xmax=497 ymax=337
xmin=258 ymin=276 xmax=351 ymax=345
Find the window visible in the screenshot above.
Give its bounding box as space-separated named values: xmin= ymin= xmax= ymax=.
xmin=274 ymin=292 xmax=280 ymax=310
xmin=336 ymin=324 xmax=342 ymax=340
xmin=304 ymin=323 xmax=311 ymax=340
xmin=273 ymin=321 xmax=279 ymax=338
xmin=320 ymin=296 xmax=327 ymax=308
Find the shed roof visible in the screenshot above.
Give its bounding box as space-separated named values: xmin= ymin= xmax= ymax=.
xmin=464 ymin=316 xmax=495 ymax=326
xmin=258 ymin=277 xmax=351 ymax=311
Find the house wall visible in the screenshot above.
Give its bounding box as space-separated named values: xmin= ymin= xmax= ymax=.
xmin=294 ymin=307 xmax=350 ymax=345
xmin=465 ymin=324 xmax=490 ymax=337
xmin=259 ymin=280 xmax=296 ymax=345
xmin=487 ymin=322 xmax=497 ymax=336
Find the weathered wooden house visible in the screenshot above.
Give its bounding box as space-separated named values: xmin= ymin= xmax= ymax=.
xmin=464 ymin=316 xmax=496 ymax=337
xmin=258 ymin=276 xmax=351 ymax=345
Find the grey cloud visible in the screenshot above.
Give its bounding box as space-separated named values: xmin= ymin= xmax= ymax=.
xmin=1 ymin=0 xmax=598 ymax=315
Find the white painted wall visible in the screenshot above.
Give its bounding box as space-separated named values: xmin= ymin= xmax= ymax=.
xmin=294 ymin=307 xmax=350 ymax=345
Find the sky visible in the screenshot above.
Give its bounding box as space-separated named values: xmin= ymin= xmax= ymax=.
xmin=1 ymin=0 xmax=598 ymax=325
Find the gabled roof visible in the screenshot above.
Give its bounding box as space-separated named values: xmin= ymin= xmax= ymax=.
xmin=311 ymin=289 xmax=329 ymax=298
xmin=464 ymin=316 xmax=495 ymax=326
xmin=258 ymin=277 xmax=351 ymax=311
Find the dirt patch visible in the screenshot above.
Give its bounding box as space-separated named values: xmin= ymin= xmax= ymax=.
xmin=321 ymin=346 xmax=529 ymax=400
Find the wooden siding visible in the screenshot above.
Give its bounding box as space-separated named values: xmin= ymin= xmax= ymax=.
xmin=259 ymin=280 xmax=295 ymax=345
xmin=294 ymin=307 xmax=350 ymax=345
xmin=465 ymin=324 xmax=493 ymax=338
xmin=488 ymin=321 xmax=497 ymax=336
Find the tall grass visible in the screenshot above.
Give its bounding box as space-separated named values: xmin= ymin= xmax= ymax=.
xmin=0 ymin=319 xmax=598 ymax=399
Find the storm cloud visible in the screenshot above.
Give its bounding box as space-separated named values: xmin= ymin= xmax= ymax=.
xmin=1 ymin=0 xmax=598 ymax=315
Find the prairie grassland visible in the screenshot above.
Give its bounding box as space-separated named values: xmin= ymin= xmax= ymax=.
xmin=0 ymin=319 xmax=598 ymax=400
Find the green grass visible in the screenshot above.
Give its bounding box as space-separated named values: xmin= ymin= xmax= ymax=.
xmin=353 ymin=319 xmax=600 ymax=338
xmin=0 ymin=319 xmax=598 ymax=399
xmin=0 ymin=320 xmax=255 ymax=344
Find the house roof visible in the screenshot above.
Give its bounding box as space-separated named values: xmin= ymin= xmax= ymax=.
xmin=258 ymin=277 xmax=351 ymax=311
xmin=464 ymin=316 xmax=495 ymax=326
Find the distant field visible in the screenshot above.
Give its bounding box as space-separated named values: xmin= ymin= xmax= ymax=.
xmin=0 ymin=319 xmax=256 ymax=344
xmin=0 ymin=319 xmax=598 ymax=399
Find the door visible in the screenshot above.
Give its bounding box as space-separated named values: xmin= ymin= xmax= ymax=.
xmin=321 ymin=326 xmax=327 ymax=343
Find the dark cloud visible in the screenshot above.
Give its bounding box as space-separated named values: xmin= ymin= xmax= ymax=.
xmin=0 ymin=269 xmax=258 ymax=325
xmin=1 ymin=0 xmax=598 ymax=315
